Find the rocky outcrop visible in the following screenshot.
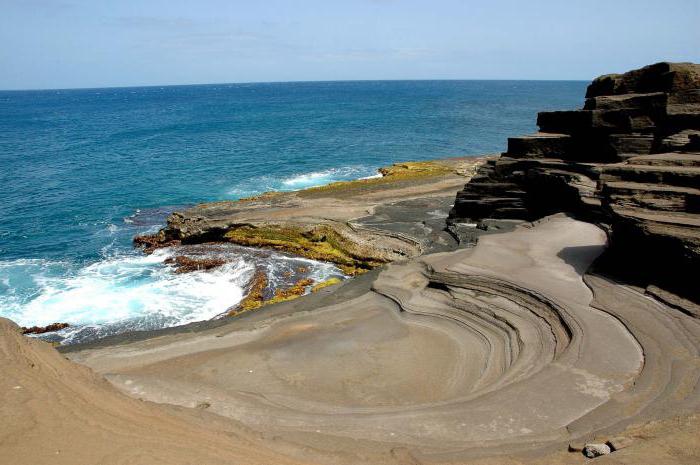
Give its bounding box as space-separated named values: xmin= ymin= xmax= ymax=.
xmin=21 ymin=322 xmax=70 ymax=335
xmin=163 ymin=255 xmax=226 ymax=273
xmin=135 ymin=157 xmax=487 ymax=276
xmin=449 ymin=62 xmax=700 ymax=306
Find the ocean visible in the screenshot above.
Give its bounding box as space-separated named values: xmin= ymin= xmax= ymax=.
xmin=0 ymin=80 xmax=586 ymax=343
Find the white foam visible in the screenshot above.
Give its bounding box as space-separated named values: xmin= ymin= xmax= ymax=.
xmin=1 ymin=243 xmax=346 ymax=344
xmin=281 ymin=170 xmax=337 ymax=189
xmin=226 ymin=165 xmax=379 ymax=198
xmin=0 ymin=250 xmax=253 ymax=329
xmin=281 ymin=166 xmax=376 ymax=189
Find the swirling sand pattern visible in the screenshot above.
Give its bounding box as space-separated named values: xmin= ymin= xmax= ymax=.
xmin=36 ymin=215 xmax=696 ymax=465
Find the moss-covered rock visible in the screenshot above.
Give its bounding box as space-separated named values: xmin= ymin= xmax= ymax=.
xmin=223 ymin=223 xmax=385 ymax=275
xmin=297 ymin=160 xmax=455 ymax=198
xmin=377 ymin=160 xmax=454 ymax=178
xmin=229 ymin=274 xmax=317 ymax=316
xmin=266 ymin=278 xmax=315 ymax=304
xmin=229 ymin=270 xmax=268 ymax=315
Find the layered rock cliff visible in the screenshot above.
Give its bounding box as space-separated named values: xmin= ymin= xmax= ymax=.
xmin=448 ymin=62 xmax=700 ymax=308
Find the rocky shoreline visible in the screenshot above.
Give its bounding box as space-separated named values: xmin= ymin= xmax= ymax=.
xmin=134 ymin=157 xmax=485 ymax=264
xmin=130 ymin=156 xmax=488 ymax=314
xmin=2 ymin=63 xmax=699 ymax=465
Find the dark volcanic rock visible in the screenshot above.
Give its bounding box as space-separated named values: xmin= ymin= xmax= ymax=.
xmin=449 ymin=62 xmax=700 ymax=308
xmin=164 ymin=255 xmax=226 ymax=273
xmin=134 ymin=232 xmax=180 ymax=254
xmin=22 ymin=322 xmax=70 ymax=335
xmin=586 ymin=62 xmax=700 ymax=98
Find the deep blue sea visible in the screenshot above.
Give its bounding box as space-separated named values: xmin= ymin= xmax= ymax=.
xmin=0 ymin=80 xmax=586 ymax=342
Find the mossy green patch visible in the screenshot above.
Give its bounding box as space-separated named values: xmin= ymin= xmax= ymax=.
xmin=297 ymin=160 xmax=455 ymax=198
xmin=237 ymin=191 xmax=284 ymax=202
xmin=229 ymin=270 xmax=268 ymax=315
xmin=224 ymin=224 xmax=383 ymax=275
xmin=311 ymin=277 xmax=343 ymax=292
xmin=230 ymin=275 xmax=319 ymax=316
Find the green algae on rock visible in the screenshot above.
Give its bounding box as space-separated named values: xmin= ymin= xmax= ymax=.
xmin=223 ymin=223 xmax=386 ymax=275
xmin=229 ymin=273 xmax=318 ymax=316
xmin=311 ymin=277 xmax=343 ymax=292
xmin=296 ymin=159 xmax=465 ymax=198
xmin=133 ymin=156 xmax=484 ymax=318
xmin=229 ymin=270 xmax=269 ymax=315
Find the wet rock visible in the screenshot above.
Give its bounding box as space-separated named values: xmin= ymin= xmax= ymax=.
xmin=22 ymin=323 xmax=70 ymax=335
xmin=230 ymin=270 xmax=268 ymax=315
xmin=583 ymin=443 xmax=611 ymax=458
xmin=163 ymin=255 xmax=226 ymax=273
xmin=133 ymin=232 xmax=180 ymax=254
xmin=229 ymin=273 xmax=316 ymax=316
xmin=272 ymin=278 xmax=315 ymax=301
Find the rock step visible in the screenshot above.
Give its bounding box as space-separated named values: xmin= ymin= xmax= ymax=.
xmin=602 ymin=181 xmax=700 ymax=212
xmin=506 ymin=132 xmax=572 ymax=158
xmin=456 ymin=182 xmax=527 ymax=196
xmin=494 ymin=158 xmax=603 ymax=179
xmin=537 ymin=109 xmax=655 ymax=135
xmin=610 ymin=206 xmax=700 ymax=228
xmin=600 ymin=163 xmax=700 ymax=188
xmin=626 ymin=152 xmax=700 ymax=167
xmin=583 ymin=92 xmax=667 ymax=111
xmin=607 ymin=133 xmax=654 ymax=159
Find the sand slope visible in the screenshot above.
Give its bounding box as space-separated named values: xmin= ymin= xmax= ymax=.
xmin=0 ymin=317 xmax=311 ymax=465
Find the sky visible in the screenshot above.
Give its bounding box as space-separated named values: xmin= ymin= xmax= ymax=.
xmin=1 ymin=0 xmax=699 ymax=90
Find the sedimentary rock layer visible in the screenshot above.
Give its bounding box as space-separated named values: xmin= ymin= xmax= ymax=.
xmin=448 ymin=62 xmax=700 ymax=307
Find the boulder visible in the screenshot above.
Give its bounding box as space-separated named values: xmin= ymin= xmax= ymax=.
xmin=583 ymin=443 xmax=611 ymax=458
xmin=586 ymin=62 xmax=700 ymax=97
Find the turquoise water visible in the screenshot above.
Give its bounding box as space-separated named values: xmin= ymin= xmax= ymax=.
xmin=0 ymin=80 xmax=586 ymax=342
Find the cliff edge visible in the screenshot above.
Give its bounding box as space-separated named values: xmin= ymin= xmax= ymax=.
xmin=448 ymin=62 xmax=700 ymax=310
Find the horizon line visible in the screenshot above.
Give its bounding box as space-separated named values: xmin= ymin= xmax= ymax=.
xmin=0 ymin=77 xmax=590 ymax=93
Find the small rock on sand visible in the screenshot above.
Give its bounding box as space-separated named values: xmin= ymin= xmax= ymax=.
xmin=583 ymin=443 xmax=611 ymax=458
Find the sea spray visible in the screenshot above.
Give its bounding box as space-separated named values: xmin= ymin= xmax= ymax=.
xmin=1 ymin=244 xmax=343 ymax=344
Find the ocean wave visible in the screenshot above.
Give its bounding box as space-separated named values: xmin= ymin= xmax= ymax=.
xmin=0 ymin=244 xmax=345 ymax=344
xmin=0 ymin=250 xmax=252 ymax=329
xmin=226 ymin=165 xmax=379 ymax=198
